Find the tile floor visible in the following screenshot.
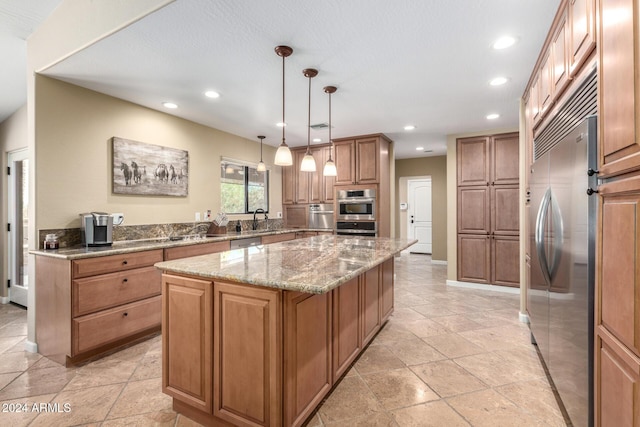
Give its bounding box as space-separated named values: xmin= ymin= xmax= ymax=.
xmin=0 ymin=254 xmax=567 ymax=426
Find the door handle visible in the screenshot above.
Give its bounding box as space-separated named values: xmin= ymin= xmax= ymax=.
xmin=535 ymin=188 xmax=552 ymax=287
xmin=410 ymin=215 xmax=414 ymax=224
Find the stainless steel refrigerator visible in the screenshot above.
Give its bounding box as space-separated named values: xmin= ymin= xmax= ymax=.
xmin=528 ymin=116 xmax=596 ymax=427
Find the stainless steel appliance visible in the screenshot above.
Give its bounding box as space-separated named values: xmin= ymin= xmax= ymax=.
xmin=529 ymin=116 xmax=596 ymax=427
xmin=336 ymin=221 xmax=377 ymax=237
xmin=309 ymin=203 xmax=334 ymax=230
xmin=80 ymin=212 xmax=114 ymax=246
xmin=337 ymin=189 xmax=375 ymax=221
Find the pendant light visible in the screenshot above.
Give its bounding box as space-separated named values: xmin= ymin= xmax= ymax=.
xmin=300 ymin=68 xmax=318 ymax=172
xmin=274 ymin=46 xmax=293 ymax=166
xmin=323 ymin=85 xmax=338 ymax=176
xmin=257 ymin=135 xmax=266 ymax=172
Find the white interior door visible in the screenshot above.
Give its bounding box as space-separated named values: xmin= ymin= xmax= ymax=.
xmin=8 ymin=149 xmax=29 ymax=307
xmin=407 ymin=178 xmax=432 ymax=254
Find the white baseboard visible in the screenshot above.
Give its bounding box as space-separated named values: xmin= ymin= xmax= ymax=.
xmin=519 ymin=312 xmax=530 ymax=324
xmin=446 ymin=279 xmax=521 ymax=295
xmin=24 ymin=340 xmax=38 ymax=353
xmin=0 ymin=296 xmax=9 ymax=304
xmin=431 ymin=260 xmax=447 ymax=265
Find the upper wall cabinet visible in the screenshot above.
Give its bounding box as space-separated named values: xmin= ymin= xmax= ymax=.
xmin=569 ymin=0 xmax=596 ymax=76
xmin=282 ymin=145 xmax=335 ymax=205
xmin=333 ymin=135 xmax=391 ymax=186
xmin=552 ymin=10 xmax=570 ymax=97
xmin=457 ymin=136 xmax=490 ymax=186
xmin=599 ymin=0 xmax=640 ymax=177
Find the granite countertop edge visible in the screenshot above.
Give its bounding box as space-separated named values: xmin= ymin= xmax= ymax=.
xmin=29 ymin=228 xmax=330 ymax=260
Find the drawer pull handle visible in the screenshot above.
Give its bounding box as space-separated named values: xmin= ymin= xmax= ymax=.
xmin=122 ymin=260 xmax=128 ymax=265
xmin=123 ymin=312 xmax=128 ymax=317
xmin=123 ymin=278 xmax=128 ymax=283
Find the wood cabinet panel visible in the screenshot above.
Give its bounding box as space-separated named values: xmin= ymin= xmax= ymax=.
xmin=261 ymin=233 xmax=296 ymax=245
xmin=362 ymin=267 xmax=381 ymax=346
xmin=569 ymin=0 xmax=596 ymax=75
xmin=332 ymin=277 xmax=361 ymax=382
xmin=73 ymin=266 xmax=161 ymax=316
xmin=284 ymin=292 xmax=332 ymax=427
xmin=73 ymin=295 xmax=161 ymax=355
xmin=380 ymin=258 xmax=394 ymax=323
xmin=163 ymin=241 xmax=230 ymax=261
xmin=531 ymin=74 xmax=541 ymax=126
xmin=540 ymin=51 xmax=553 ymax=117
xmin=457 ymin=187 xmax=490 ymax=234
xmin=162 ymin=275 xmax=212 ymax=413
xmin=457 ymin=234 xmax=490 ymax=284
xmin=552 ymin=10 xmax=570 ymax=96
xmin=282 ymin=164 xmax=295 ymax=205
xmin=213 ymin=282 xmax=281 ymax=427
xmin=334 ymin=141 xmax=356 ymax=185
xmin=600 ymin=189 xmax=640 ymax=355
xmin=355 ymin=137 xmax=380 ymax=184
xmin=491 ymin=235 xmax=520 ymax=287
xmin=491 ymin=185 xmax=520 ymax=235
xmin=599 ymin=0 xmax=640 ymax=176
xmin=457 ymin=136 xmax=490 ymax=186
xmin=491 ymin=133 xmax=520 ymax=185
xmin=295 ymin=150 xmax=310 ymax=204
xmin=72 ymin=249 xmax=163 ymax=278
xmin=284 ymin=204 xmax=308 ymax=229
xmin=322 ymin=146 xmax=336 ymax=202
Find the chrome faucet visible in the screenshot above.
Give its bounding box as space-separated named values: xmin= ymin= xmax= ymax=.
xmin=252 ymin=209 xmax=267 ymax=230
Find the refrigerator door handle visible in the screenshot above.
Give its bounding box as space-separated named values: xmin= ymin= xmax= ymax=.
xmin=548 ymin=190 xmax=564 ymax=282
xmin=535 ymin=188 xmax=552 ymax=286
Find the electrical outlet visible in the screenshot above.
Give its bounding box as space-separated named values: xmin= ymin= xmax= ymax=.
xmin=195 ymin=212 xmax=201 ymax=221
xmin=277 ymin=212 xmax=282 ymax=218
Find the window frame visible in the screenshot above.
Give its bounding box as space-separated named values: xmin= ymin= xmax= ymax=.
xmin=220 ymin=161 xmax=269 ymax=214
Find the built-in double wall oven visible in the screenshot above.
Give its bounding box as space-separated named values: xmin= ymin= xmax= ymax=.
xmin=336 ymin=189 xmax=377 ymax=237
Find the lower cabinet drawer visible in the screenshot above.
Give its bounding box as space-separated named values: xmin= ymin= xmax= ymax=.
xmin=73 ymin=296 xmax=161 ymax=355
xmin=73 ymin=266 xmax=162 ymax=316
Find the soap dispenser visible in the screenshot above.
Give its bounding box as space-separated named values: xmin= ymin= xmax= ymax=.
xmin=235 ymin=220 xmax=242 ymax=233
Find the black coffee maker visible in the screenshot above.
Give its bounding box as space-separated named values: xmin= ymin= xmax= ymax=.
xmin=80 ymin=212 xmax=113 ymax=246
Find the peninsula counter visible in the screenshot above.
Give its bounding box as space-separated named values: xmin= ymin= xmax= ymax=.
xmin=155 ymin=235 xmax=416 ymax=427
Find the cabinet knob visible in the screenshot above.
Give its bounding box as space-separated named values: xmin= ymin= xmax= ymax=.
xmin=122 ymin=260 xmax=128 ymax=265
xmin=122 ymin=278 xmax=128 ymax=283
xmin=586 ymin=187 xmax=599 ymax=196
xmin=123 ymin=312 xmax=128 ymax=317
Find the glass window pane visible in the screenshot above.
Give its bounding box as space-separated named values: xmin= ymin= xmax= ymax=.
xmin=248 ymin=167 xmax=268 ymax=212
xmin=221 ymin=163 xmax=245 ymax=213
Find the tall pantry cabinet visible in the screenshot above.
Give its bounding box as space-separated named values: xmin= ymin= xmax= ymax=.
xmin=456 ymin=132 xmax=520 ymax=287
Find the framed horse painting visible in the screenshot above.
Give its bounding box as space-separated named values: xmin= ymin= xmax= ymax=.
xmin=112 ymin=137 xmax=189 ymax=196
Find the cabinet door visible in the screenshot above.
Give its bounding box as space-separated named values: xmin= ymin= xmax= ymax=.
xmin=310 ymin=147 xmax=324 ymax=203
xmin=491 ymin=133 xmax=520 ymax=185
xmin=162 ymin=275 xmax=212 ymax=413
xmin=261 ymin=232 xmax=296 ymax=245
xmin=332 ymin=277 xmax=361 ymax=382
xmin=457 ymin=136 xmax=490 ymax=186
xmin=355 ymin=137 xmax=380 ymax=184
xmin=380 ymin=258 xmax=394 ymax=323
xmin=323 ymin=146 xmax=336 ymax=202
xmin=362 ymin=266 xmax=381 ymax=346
xmin=599 ymin=180 xmax=640 ymax=356
xmin=599 ymin=0 xmax=640 ymax=176
xmin=284 ymin=204 xmax=308 ymax=229
xmin=282 ymin=164 xmax=295 ymax=204
xmin=295 ymin=150 xmax=310 ymax=204
xmin=214 ymin=282 xmax=281 ymax=427
xmin=569 ymin=0 xmax=595 ymax=75
xmin=531 ymin=73 xmax=541 ymax=126
xmin=491 ymin=235 xmax=520 ymax=287
xmin=458 ymin=186 xmax=490 ymax=234
xmin=491 ymin=185 xmax=519 ymax=235
xmin=163 ymin=241 xmax=231 ymax=261
xmin=284 ymin=291 xmax=332 ymax=427
xmin=552 ymin=10 xmax=570 ymax=96
xmin=457 ymin=234 xmax=490 ymax=284
xmin=539 ymin=51 xmax=553 ymax=117
xmin=334 ymin=141 xmax=355 ymax=185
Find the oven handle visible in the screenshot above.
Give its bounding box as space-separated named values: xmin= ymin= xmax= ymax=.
xmin=336 ymin=229 xmax=376 ymax=234
xmin=338 ymin=198 xmax=375 ymax=204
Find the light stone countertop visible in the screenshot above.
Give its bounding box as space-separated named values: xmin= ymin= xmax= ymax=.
xmin=155 ymin=235 xmax=417 ymax=294
xmin=29 ymin=229 xmax=326 ymax=260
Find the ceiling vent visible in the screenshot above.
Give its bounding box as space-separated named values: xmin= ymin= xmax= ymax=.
xmin=310 ymin=122 xmax=329 ymax=130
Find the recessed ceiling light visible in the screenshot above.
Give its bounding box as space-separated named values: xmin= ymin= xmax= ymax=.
xmin=204 ymin=90 xmax=220 ymax=98
xmin=162 ymin=102 xmax=178 ymax=109
xmin=486 ymin=113 xmax=500 ymax=120
xmin=489 ymin=77 xmax=509 ymax=86
xmin=276 ymin=122 xmax=287 ymax=127
xmin=404 ymin=125 xmax=416 ymax=131
xmin=313 ymin=138 xmax=322 ymax=143
xmin=416 ymin=146 xmax=424 ymax=151
xmin=492 ymin=36 xmax=517 ymax=50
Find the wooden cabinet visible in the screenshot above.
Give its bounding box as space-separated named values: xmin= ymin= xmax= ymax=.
xmin=539 ymin=50 xmax=554 ymax=116
xmin=362 ymin=266 xmax=381 ymax=346
xmin=552 ymin=10 xmax=570 ymax=97
xmin=163 ymin=241 xmax=230 ymax=261
xmin=310 ymin=146 xmax=336 ymax=203
xmin=283 ymin=145 xmax=336 ymax=207
xmin=457 ymin=133 xmax=519 ymax=286
xmin=332 ymin=134 xmax=391 ymax=186
xmin=295 ymin=150 xmax=311 ymax=204
xmin=261 ymin=232 xmax=296 ymax=245
xmin=284 ymin=204 xmax=308 ymax=229
xmin=162 ymin=275 xmax=213 ymax=413
xmin=569 ymin=0 xmax=596 ymax=76
xmin=282 ymin=159 xmax=295 ymax=205
xmin=284 ymin=291 xmax=332 ymax=427
xmin=332 ymin=277 xmax=361 ymax=381
xmin=380 ymin=258 xmax=394 ymax=322
xmin=599 ymin=0 xmax=640 ymax=177
xmin=334 ymin=140 xmax=356 ymax=185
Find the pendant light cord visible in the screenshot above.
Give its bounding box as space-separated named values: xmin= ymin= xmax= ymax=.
xmin=282 ymin=54 xmax=286 ymax=145
xmin=307 ymin=73 xmax=311 ymax=154
xmin=328 ymin=90 xmax=333 ymax=161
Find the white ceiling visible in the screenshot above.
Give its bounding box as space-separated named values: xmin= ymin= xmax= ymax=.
xmin=3 ymin=0 xmax=560 ymax=159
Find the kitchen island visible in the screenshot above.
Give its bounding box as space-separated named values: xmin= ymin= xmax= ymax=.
xmin=155 ymin=235 xmax=415 ymax=427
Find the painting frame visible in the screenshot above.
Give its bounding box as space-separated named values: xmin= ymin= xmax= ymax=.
xmin=112 ymin=137 xmax=189 ymax=197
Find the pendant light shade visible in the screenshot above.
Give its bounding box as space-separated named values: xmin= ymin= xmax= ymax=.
xmin=323 ymin=85 xmax=338 ymax=177
xmin=300 ymin=68 xmax=318 ymax=172
xmin=274 ymin=46 xmax=293 ymax=166
xmin=257 ymin=135 xmax=266 ymax=172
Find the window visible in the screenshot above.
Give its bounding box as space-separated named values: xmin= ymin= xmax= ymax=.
xmin=220 ymin=161 xmax=269 ymax=214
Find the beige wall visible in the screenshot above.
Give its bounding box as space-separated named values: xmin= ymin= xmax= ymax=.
xmin=0 ymin=105 xmax=29 ymax=298
xmin=395 ymin=156 xmax=447 ymax=261
xmin=35 ymin=76 xmax=282 ymax=229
